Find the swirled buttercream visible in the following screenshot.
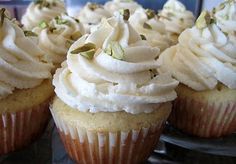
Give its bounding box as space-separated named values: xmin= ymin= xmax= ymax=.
xmin=21 ymin=0 xmax=65 ymax=30
xmin=53 ymin=13 xmax=178 ymax=114
xmin=33 ymin=14 xmax=85 ymax=65
xmin=129 ymin=8 xmax=172 ymax=52
xmin=214 ymin=0 xmax=236 ymax=34
xmin=104 ymin=0 xmax=142 ymax=14
xmin=77 ymin=2 xmax=112 ymax=33
xmin=159 ymin=0 xmax=194 ymax=43
xmin=0 ymin=17 xmax=52 ymax=99
xmin=159 ymin=20 xmax=236 ymax=91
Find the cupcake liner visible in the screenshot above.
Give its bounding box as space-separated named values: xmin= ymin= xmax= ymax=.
xmin=51 ymin=108 xmax=166 ymax=164
xmin=169 ymin=97 xmax=236 ymax=138
xmin=0 ymin=100 xmax=51 ymax=155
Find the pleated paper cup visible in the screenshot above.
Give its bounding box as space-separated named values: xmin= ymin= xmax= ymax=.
xmin=51 ymin=97 xmax=172 ymax=164
xmin=169 ymin=84 xmax=236 ymax=138
xmin=0 ymin=99 xmax=51 ymax=155
xmin=0 ymin=80 xmax=54 ymax=155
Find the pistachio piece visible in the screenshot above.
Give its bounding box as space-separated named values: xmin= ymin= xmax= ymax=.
xmin=196 ymin=11 xmax=211 ymax=29
xmin=49 ymin=27 xmax=56 ymax=33
xmin=146 ymin=9 xmax=156 ymax=19
xmin=39 ymin=21 xmax=48 ymax=28
xmin=65 ymin=40 xmax=73 ymax=49
xmin=143 ymin=22 xmax=152 ymax=30
xmin=55 ymin=16 xmax=68 ymax=25
xmin=88 ymin=3 xmax=102 ymax=11
xmin=0 ymin=8 xmax=5 ymax=27
xmin=80 ymin=49 xmax=96 ymax=60
xmin=105 ymin=42 xmax=124 ymax=60
xmin=119 ymin=9 xmax=130 ymax=21
xmin=140 ymin=34 xmax=147 ymax=40
xmin=24 ymin=31 xmax=38 ymax=37
xmin=73 ymin=18 xmax=80 ymax=23
xmin=71 ymin=42 xmax=96 ymax=54
xmin=71 ymin=31 xmax=82 ymax=40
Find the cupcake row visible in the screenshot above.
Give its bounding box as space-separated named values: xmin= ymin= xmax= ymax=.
xmin=0 ymin=0 xmax=235 ymax=163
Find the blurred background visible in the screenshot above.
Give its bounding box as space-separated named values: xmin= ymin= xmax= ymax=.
xmin=0 ymin=0 xmax=223 ymax=20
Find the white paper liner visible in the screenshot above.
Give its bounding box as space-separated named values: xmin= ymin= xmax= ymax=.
xmin=0 ymin=100 xmax=51 ymax=155
xmin=51 ymin=108 xmax=166 ymax=164
xmin=169 ymin=97 xmax=236 ymax=138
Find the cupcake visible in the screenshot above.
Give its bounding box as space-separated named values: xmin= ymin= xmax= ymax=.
xmin=129 ymin=8 xmax=172 ymax=52
xmin=158 ymin=0 xmax=195 ymax=44
xmin=158 ymin=11 xmax=236 ymax=138
xmin=214 ymin=0 xmax=236 ymax=35
xmin=32 ymin=14 xmax=85 ymax=69
xmin=51 ymin=11 xmax=178 ymax=163
xmin=104 ymin=0 xmax=142 ymax=15
xmin=21 ymin=0 xmax=65 ymax=30
xmin=77 ymin=2 xmax=112 ymax=33
xmin=0 ymin=9 xmax=53 ymax=154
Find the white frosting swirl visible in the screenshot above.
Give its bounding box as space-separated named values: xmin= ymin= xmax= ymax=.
xmin=53 ymin=13 xmax=178 ymax=114
xmin=104 ymin=0 xmax=142 ymax=14
xmin=33 ymin=14 xmax=85 ymax=65
xmin=0 ymin=18 xmax=53 ymax=99
xmin=129 ymin=8 xmax=172 ymax=52
xmin=159 ymin=23 xmax=236 ymax=91
xmin=21 ymin=0 xmax=65 ymax=30
xmin=214 ymin=0 xmax=236 ymax=34
xmin=77 ymin=2 xmax=112 ymax=33
xmin=159 ymin=0 xmax=194 ymax=42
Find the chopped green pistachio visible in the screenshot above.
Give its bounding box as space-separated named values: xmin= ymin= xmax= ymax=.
xmin=71 ymin=42 xmax=96 ymax=54
xmin=105 ymin=43 xmax=112 ymax=55
xmin=146 ymin=9 xmax=156 ymax=19
xmin=105 ymin=42 xmax=124 ymax=60
xmin=35 ymin=0 xmax=51 ymax=8
xmin=65 ymin=40 xmax=73 ymax=49
xmin=39 ymin=21 xmax=48 ymax=28
xmin=24 ymin=31 xmax=38 ymax=37
xmin=119 ymin=9 xmax=130 ymax=21
xmin=140 ymin=34 xmax=147 ymax=40
xmin=219 ymin=3 xmax=225 ymax=10
xmin=80 ymin=49 xmax=96 ymax=60
xmin=143 ymin=22 xmax=152 ymax=30
xmin=223 ymin=31 xmax=228 ymax=36
xmin=180 ymin=18 xmax=184 ymax=23
xmin=49 ymin=27 xmax=56 ymax=33
xmin=88 ymin=3 xmax=102 ymax=11
xmin=71 ymin=31 xmax=82 ymax=40
xmin=196 ymin=11 xmax=211 ymax=29
xmin=55 ymin=16 xmax=68 ymax=25
xmin=0 ymin=8 xmax=5 ymax=27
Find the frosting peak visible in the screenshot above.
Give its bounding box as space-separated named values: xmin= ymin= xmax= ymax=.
xmin=129 ymin=8 xmax=172 ymax=52
xmin=214 ymin=0 xmax=236 ymax=34
xmin=33 ymin=14 xmax=85 ymax=65
xmin=159 ymin=13 xmax=236 ymax=91
xmin=77 ymin=2 xmax=112 ymax=33
xmin=53 ymin=13 xmax=178 ymax=114
xmin=21 ymin=0 xmax=65 ymax=30
xmin=0 ymin=14 xmax=52 ymax=99
xmin=159 ymin=0 xmax=195 ymax=43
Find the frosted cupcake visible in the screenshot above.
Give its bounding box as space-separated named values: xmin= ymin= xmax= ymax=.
xmin=104 ymin=0 xmax=142 ymax=14
xmin=129 ymin=8 xmax=172 ymax=52
xmin=214 ymin=0 xmax=236 ymax=35
xmin=159 ymin=11 xmax=236 ymax=138
xmin=158 ymin=0 xmax=195 ymax=44
xmin=33 ymin=14 xmax=85 ymax=69
xmin=0 ymin=9 xmax=53 ymax=154
xmin=77 ymin=2 xmax=112 ymax=33
xmin=51 ymin=11 xmax=178 ymax=163
xmin=21 ymin=0 xmax=65 ymax=30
